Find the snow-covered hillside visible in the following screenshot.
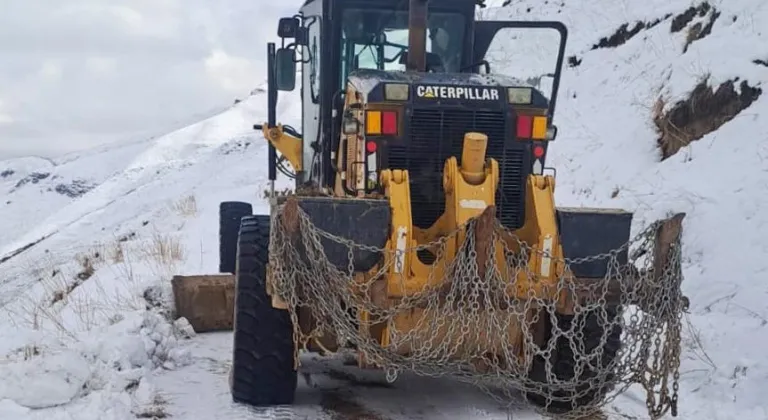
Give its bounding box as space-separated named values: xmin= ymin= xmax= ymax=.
xmin=501 ymin=0 xmax=768 ymax=417
xmin=503 ymin=1 xmax=768 ymax=417
xmin=1 ymin=0 xmax=766 ymax=419
xmin=0 ymin=139 xmax=154 ymax=251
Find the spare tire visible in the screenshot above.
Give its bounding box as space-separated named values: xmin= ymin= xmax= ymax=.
xmin=219 ymin=201 xmax=252 ymax=273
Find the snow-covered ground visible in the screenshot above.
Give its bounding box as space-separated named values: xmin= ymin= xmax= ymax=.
xmin=0 ymin=89 xmax=301 ymax=420
xmin=1 ymin=0 xmax=767 ymax=418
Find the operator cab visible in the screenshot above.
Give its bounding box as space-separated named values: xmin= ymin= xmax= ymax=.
xmin=340 ymin=7 xmax=467 ymax=76
xmin=286 ymin=0 xmax=488 ymax=186
xmin=269 ymin=0 xmax=567 ymax=229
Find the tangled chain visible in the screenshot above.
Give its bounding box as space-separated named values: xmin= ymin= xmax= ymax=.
xmin=268 ymin=203 xmax=686 ymax=419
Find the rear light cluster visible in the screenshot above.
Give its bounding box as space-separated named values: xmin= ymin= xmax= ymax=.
xmin=516 ymin=115 xmax=548 ymax=140
xmin=366 ymin=110 xmax=398 ymax=136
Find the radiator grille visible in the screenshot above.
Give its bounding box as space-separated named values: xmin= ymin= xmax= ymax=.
xmin=387 ymin=108 xmax=528 ymax=229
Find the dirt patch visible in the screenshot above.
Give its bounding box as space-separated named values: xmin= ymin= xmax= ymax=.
xmin=683 ymin=8 xmax=720 ymax=53
xmin=12 ymin=172 xmax=51 ymax=190
xmin=0 ymin=233 xmax=55 ymax=265
xmin=51 ymin=250 xmax=101 ymax=305
xmin=320 ymin=390 xmax=389 ymax=420
xmin=134 ymin=395 xmax=169 ymax=419
xmin=670 ymin=2 xmax=721 ymax=53
xmin=135 ymin=407 xmax=168 ymax=419
xmin=670 ymin=2 xmax=712 ymax=32
xmin=654 ymin=77 xmax=762 ymax=160
xmin=219 ymin=138 xmax=253 ymax=155
xmin=591 ymin=15 xmax=671 ymax=50
xmin=567 ymin=55 xmax=582 ymax=68
xmin=324 ymin=368 xmax=394 ymax=389
xmin=52 ymin=179 xmax=95 ymax=198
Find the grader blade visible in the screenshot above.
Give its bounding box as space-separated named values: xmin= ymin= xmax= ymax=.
xmin=557 ymin=207 xmax=634 ymax=278
xmin=171 ymin=274 xmax=236 ymax=332
xmin=557 ymin=209 xmax=687 ymax=312
xmin=276 ymin=196 xmax=391 ymax=272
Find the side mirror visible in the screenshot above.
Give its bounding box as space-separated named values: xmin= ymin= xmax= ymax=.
xmin=275 ymin=48 xmax=296 ymax=91
xmin=277 ymin=17 xmax=299 ymax=38
xmin=295 ymin=27 xmax=309 ymax=46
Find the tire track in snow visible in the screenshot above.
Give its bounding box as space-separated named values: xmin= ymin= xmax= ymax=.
xmin=153 ymin=333 xmax=541 ymax=420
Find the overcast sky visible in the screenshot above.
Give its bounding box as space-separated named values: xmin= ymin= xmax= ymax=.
xmin=0 ymin=0 xmax=301 ymax=159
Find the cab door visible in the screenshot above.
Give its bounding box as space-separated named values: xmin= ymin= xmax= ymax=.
xmin=473 ymin=20 xmax=567 ymax=118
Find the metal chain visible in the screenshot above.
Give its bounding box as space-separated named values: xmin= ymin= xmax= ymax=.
xmin=268 ymin=205 xmax=686 ymax=419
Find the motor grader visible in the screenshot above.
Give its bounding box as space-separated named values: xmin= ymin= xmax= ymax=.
xmin=172 ymin=0 xmax=688 ymax=417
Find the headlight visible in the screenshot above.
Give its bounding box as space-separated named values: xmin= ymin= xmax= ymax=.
xmin=507 ymin=87 xmax=532 ymax=104
xmin=384 ymin=84 xmax=409 ymax=101
xmin=546 ymin=125 xmax=558 ymax=140
xmin=342 ymin=115 xmax=360 ymax=135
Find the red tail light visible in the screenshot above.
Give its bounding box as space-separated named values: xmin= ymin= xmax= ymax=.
xmin=516 ymin=114 xmax=549 ymax=140
xmin=516 ymin=115 xmax=532 ymax=138
xmin=382 ymin=111 xmax=398 ymax=135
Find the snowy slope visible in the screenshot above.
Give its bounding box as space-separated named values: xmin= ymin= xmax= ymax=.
xmin=0 ymin=88 xmax=300 ymax=302
xmin=1 ymin=0 xmax=767 ymax=419
xmin=0 ymin=89 xmax=301 ymax=419
xmin=489 ymin=1 xmax=768 ymax=418
xmin=0 ymin=139 xmax=150 ymax=250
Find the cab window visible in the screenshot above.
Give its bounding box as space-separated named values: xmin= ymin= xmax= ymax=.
xmin=340 ymin=9 xmax=465 ymax=82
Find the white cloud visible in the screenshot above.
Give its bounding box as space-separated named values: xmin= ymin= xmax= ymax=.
xmin=38 ymin=61 xmax=64 ymax=81
xmin=204 ymin=49 xmax=261 ymax=93
xmin=85 ymin=57 xmax=117 ymax=75
xmin=0 ymin=0 xmax=303 ymax=159
xmin=0 ymin=99 xmax=12 ymax=125
xmin=108 ymin=5 xmax=145 ymax=30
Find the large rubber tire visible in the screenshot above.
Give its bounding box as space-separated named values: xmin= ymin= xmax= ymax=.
xmin=526 ymin=307 xmax=623 ymax=414
xmin=219 ymin=201 xmax=253 ymax=273
xmin=230 ymin=215 xmax=297 ymax=406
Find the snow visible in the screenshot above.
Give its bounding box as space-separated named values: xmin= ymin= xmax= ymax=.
xmin=0 ymin=350 xmax=90 ymax=409
xmin=0 ymin=139 xmax=151 ymax=251
xmin=1 ymin=0 xmax=767 ymax=419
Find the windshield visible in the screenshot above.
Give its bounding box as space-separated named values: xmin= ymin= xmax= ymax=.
xmin=340 ymin=8 xmax=466 ymax=81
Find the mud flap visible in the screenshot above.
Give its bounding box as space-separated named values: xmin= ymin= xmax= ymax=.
xmin=276 ymin=196 xmax=391 ymax=272
xmin=171 ymin=274 xmax=236 ymax=332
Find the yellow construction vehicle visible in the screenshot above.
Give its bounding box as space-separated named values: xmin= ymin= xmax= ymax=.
xmin=172 ymin=0 xmax=689 ymax=418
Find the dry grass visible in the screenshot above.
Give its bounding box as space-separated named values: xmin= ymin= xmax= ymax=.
xmin=137 ymin=232 xmax=185 ymax=267
xmin=48 ymin=249 xmax=103 ymax=305
xmin=109 ymin=241 xmax=125 ymax=263
xmin=682 ymin=313 xmax=716 ymax=370
xmin=74 ymin=251 xmax=100 ymax=279
xmin=170 ymin=194 xmax=197 ymax=217
xmin=3 ymin=230 xmax=187 ymax=340
xmin=682 ymin=7 xmax=720 ymax=53
xmin=653 ymin=76 xmax=762 ymax=160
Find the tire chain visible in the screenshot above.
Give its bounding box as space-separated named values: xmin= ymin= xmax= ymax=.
xmin=268 ymin=206 xmax=685 ymax=420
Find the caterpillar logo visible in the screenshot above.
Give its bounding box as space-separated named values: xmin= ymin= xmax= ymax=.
xmin=416 ymin=85 xmax=500 ymax=101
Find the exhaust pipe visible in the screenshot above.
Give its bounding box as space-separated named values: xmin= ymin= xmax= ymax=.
xmin=407 ymin=0 xmax=428 ymax=72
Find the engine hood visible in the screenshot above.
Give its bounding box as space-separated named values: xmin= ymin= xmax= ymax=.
xmin=348 ymin=69 xmax=533 ymax=95
xmin=347 ymin=69 xmax=546 ymax=106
